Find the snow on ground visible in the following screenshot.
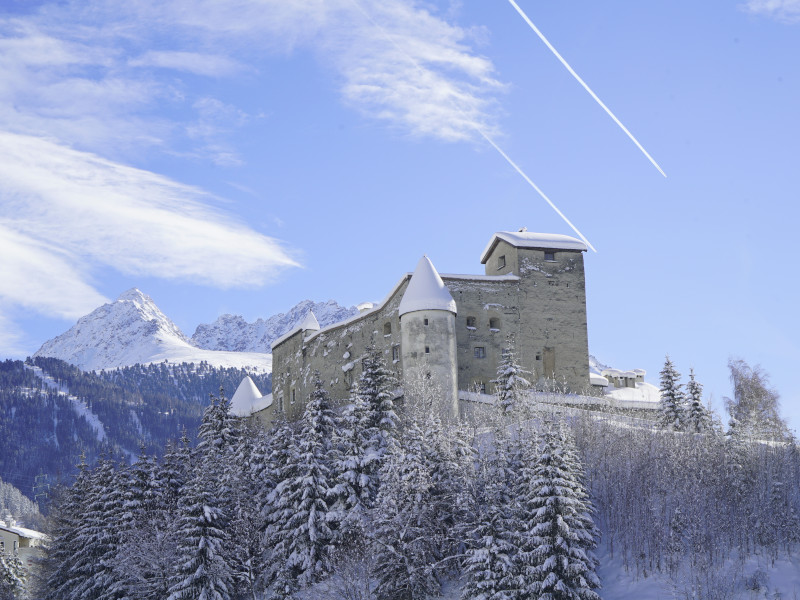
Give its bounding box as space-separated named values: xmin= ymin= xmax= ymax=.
xmin=140 ymin=340 xmax=273 ymax=373
xmin=605 ymin=381 xmax=661 ymax=404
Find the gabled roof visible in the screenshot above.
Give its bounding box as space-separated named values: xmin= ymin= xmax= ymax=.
xmin=398 ymin=256 xmax=457 ymax=317
xmin=480 ymin=231 xmax=587 ymax=264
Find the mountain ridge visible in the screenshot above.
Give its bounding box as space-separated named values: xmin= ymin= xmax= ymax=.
xmin=34 ymin=290 xmax=355 ymax=372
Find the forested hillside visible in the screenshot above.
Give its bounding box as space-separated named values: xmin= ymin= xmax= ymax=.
xmin=29 ymin=352 xmax=800 ymax=600
xmin=0 ymin=358 xmax=271 ymax=503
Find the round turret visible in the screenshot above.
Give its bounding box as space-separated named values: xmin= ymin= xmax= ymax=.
xmin=399 ymin=256 xmax=459 ymax=419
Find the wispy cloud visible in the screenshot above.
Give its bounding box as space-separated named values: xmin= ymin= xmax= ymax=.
xmin=0 ymin=132 xmax=299 ymax=289
xmin=129 ymin=51 xmax=247 ymax=77
xmin=742 ymin=0 xmax=800 ymax=22
xmin=0 ymin=0 xmax=504 ymax=341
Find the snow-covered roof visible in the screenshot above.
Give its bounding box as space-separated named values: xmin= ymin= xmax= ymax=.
xmin=0 ymin=523 xmax=46 ymax=541
xmin=298 ymin=310 xmax=320 ymax=332
xmin=590 ymin=373 xmax=609 ymax=387
xmin=398 ymin=256 xmax=457 ymax=317
xmin=480 ymin=231 xmax=587 ymax=264
xmin=271 ymin=310 xmax=321 ymax=348
xmin=230 ymin=376 xmax=273 ymax=416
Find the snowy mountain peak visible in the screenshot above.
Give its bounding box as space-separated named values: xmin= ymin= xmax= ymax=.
xmin=191 ymin=299 xmax=357 ymax=353
xmin=116 ymin=287 xmax=151 ymax=303
xmin=34 ymin=289 xmax=193 ymax=371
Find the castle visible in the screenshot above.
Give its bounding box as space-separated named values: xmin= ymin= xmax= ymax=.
xmin=233 ymin=229 xmax=593 ymax=424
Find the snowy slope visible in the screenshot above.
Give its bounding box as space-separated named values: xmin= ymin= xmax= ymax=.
xmin=191 ymin=299 xmax=357 ymax=353
xmin=34 ymin=288 xmax=271 ymax=372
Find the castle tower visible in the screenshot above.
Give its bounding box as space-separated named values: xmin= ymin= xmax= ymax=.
xmin=398 ymin=256 xmax=459 ymax=419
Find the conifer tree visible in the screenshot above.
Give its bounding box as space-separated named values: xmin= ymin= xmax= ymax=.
xmin=515 ymin=424 xmax=601 ymax=600
xmin=659 ymin=356 xmax=685 ymax=431
xmin=685 ymin=369 xmax=713 ymax=434
xmin=372 ymin=422 xmax=442 ymax=600
xmin=461 ymin=444 xmax=518 ymax=600
xmin=329 ymin=384 xmax=374 ymax=545
xmin=359 ymin=348 xmax=398 ymax=451
xmin=0 ymin=551 xmax=27 ymax=600
xmin=38 ymin=459 xmax=90 ymax=600
xmin=492 ymin=337 xmax=530 ymax=415
xmin=167 ymin=466 xmax=233 ymax=600
xmin=267 ymin=375 xmax=335 ymax=588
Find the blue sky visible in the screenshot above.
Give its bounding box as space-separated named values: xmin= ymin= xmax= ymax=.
xmin=2 ymin=0 xmax=799 ymax=430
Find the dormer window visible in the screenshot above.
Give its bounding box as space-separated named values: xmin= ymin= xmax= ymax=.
xmin=497 ymin=255 xmax=506 ymax=270
xmin=544 ymin=251 xmax=556 ymax=261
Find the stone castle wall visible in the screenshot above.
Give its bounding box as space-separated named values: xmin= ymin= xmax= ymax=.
xmin=267 ymin=239 xmax=590 ymax=423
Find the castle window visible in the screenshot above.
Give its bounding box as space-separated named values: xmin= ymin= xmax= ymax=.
xmin=425 ymin=346 xmax=430 ymax=354
xmin=489 ymin=317 xmax=500 ymax=330
xmin=545 ymin=251 xmax=556 ymax=261
xmin=291 ymin=389 xmax=296 ymax=404
xmin=548 ymin=280 xmax=557 ymax=286
xmin=474 ymin=346 xmax=486 ymax=359
xmin=424 ymin=318 xmax=429 ymax=326
xmin=497 ymin=255 xmax=506 ymax=270
xmin=473 ymin=381 xmax=486 ymax=394
xmin=536 ymin=353 xmax=542 ymax=361
xmin=384 ymin=322 xmax=392 ymax=335
xmin=279 ymin=396 xmax=284 ymax=412
xmin=392 ymin=346 xmax=399 ymax=361
xmin=466 ymin=316 xmax=476 ymax=329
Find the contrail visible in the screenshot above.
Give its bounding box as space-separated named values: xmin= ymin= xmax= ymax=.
xmin=507 ymin=0 xmax=666 ymax=178
xmin=348 ymin=0 xmax=597 ymax=252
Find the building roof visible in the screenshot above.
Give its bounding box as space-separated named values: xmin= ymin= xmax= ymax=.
xmin=230 ymin=376 xmax=273 ymax=416
xmin=398 ymin=255 xmax=457 ymax=317
xmin=480 ymin=231 xmax=587 ymax=264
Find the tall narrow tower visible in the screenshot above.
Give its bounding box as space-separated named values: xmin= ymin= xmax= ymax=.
xmin=398 ymin=256 xmax=459 ymax=419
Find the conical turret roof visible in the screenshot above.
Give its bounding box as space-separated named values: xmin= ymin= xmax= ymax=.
xmin=298 ymin=310 xmax=320 ymax=331
xmin=398 ymin=255 xmax=457 ymax=317
xmin=230 ymin=375 xmax=263 ymax=416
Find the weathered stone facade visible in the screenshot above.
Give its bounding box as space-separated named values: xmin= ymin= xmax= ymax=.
xmin=265 ymin=231 xmax=591 ymax=424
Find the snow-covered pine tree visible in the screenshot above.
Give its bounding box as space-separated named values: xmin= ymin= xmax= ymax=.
xmin=267 ymin=374 xmax=336 ymax=588
xmin=492 ymin=337 xmax=530 ymax=415
xmin=659 ymin=356 xmax=685 ymax=431
xmin=197 ymin=388 xmax=241 ymax=464
xmin=329 ymin=383 xmax=374 ymax=546
xmin=460 ymin=442 xmax=519 ymax=600
xmin=516 ymin=424 xmax=601 ymax=600
xmin=372 ymin=422 xmax=442 ymax=600
xmin=0 ymin=550 xmax=27 ymax=600
xmin=359 ymin=347 xmax=398 ymax=452
xmin=685 ymin=369 xmax=712 ymax=434
xmin=37 ymin=458 xmax=91 ymax=600
xmin=167 ymin=466 xmax=233 ymax=600
xmin=226 ymin=420 xmax=271 ymax=598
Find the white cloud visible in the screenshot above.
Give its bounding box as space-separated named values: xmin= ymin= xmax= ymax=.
xmin=129 ymin=51 xmax=246 ymax=77
xmin=0 ymin=0 xmax=504 ymax=341
xmin=742 ymin=0 xmax=800 ymax=22
xmin=0 ymin=132 xmax=299 ymax=290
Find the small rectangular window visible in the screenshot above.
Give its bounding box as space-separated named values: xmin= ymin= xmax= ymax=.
xmin=474 ymin=347 xmax=486 ymax=359
xmin=424 ymin=318 xmax=429 ymax=326
xmin=466 ymin=316 xmax=476 ymax=328
xmin=392 ymin=346 xmax=399 ymax=361
xmin=425 ymin=346 xmax=430 ymax=354
xmin=279 ymin=396 xmax=284 ymax=412
xmin=544 ymin=251 xmax=556 ymax=261
xmin=489 ymin=317 xmax=500 ymax=330
xmin=497 ymin=255 xmax=506 ymax=270
xmin=291 ymin=389 xmax=296 ymax=404
xmin=384 ymin=322 xmax=392 ymax=335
